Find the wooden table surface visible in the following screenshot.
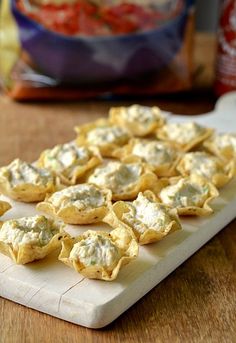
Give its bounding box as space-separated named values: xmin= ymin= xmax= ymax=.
xmin=0 ymin=34 xmax=236 ymax=343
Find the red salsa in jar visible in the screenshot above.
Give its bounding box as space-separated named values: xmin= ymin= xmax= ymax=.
xmin=16 ymin=0 xmax=184 ymax=36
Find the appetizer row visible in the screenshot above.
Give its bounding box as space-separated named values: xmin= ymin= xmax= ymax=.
xmin=0 ymin=214 xmax=137 ymax=281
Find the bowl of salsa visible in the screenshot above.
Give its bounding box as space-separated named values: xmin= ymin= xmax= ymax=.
xmin=12 ymin=0 xmax=189 ymax=83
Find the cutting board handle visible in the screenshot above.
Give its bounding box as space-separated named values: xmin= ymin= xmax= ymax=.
xmin=169 ymin=91 xmax=236 ymax=132
xmin=215 ymin=91 xmax=236 ymax=116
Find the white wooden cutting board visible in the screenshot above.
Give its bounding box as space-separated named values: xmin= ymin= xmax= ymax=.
xmin=0 ymin=92 xmax=236 ymax=329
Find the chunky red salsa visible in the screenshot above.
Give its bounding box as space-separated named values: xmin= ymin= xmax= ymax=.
xmin=17 ymin=0 xmax=183 ymax=36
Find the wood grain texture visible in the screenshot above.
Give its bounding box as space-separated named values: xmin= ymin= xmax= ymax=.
xmin=0 ymin=33 xmax=235 ymax=342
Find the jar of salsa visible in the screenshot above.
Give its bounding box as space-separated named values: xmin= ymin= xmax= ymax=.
xmin=215 ymin=0 xmax=236 ymax=96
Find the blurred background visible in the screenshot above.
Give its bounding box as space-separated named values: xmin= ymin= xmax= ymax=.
xmin=0 ymin=0 xmax=233 ymax=99
xmin=196 ymin=0 xmax=220 ymax=32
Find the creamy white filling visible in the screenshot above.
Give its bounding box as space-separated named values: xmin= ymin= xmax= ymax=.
xmin=163 ymin=122 xmax=205 ymax=145
xmin=88 ymin=161 xmax=142 ymax=192
xmin=123 ymin=193 xmax=173 ymax=233
xmin=70 ymin=234 xmax=121 ymax=270
xmin=87 ymin=126 xmax=129 ymax=146
xmin=182 ymin=152 xmax=221 ymax=179
xmin=132 ymin=140 xmax=176 ymax=165
xmin=214 ymin=134 xmax=236 ymax=152
xmin=159 ymin=179 xmax=209 ymax=208
xmin=48 ymin=184 xmax=105 ymax=210
xmin=0 ymin=159 xmax=53 ymax=187
xmin=43 ymin=141 xmax=90 ymax=173
xmin=121 ymin=104 xmax=161 ymax=125
xmin=0 ymin=215 xmax=58 ymax=248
